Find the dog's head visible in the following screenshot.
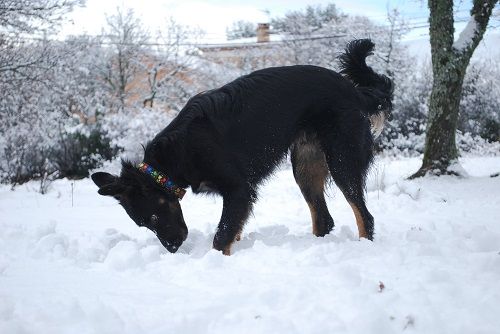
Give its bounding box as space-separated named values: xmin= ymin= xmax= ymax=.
xmin=91 ymin=161 xmax=187 ymax=253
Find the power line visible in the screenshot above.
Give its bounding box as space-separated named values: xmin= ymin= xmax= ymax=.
xmin=3 ymin=16 xmax=497 ymax=48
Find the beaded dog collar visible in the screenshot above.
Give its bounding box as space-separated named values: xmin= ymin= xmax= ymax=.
xmin=137 ymin=162 xmax=186 ymax=200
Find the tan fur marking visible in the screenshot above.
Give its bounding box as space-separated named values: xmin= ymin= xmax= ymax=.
xmin=370 ymin=112 xmax=386 ymax=138
xmin=297 ymin=156 xmax=328 ymax=236
xmin=307 ymin=202 xmax=320 ymax=236
xmin=349 ymin=202 xmax=368 ymax=239
xmin=309 ymin=161 xmax=328 ymax=190
xmin=222 ymin=245 xmax=232 ymax=256
xmin=217 ymin=216 xmax=247 ymax=256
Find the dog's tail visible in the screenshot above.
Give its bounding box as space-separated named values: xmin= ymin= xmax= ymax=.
xmin=338 ymin=39 xmax=393 ymax=137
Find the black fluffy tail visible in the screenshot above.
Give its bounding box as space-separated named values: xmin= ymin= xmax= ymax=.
xmin=338 ymin=39 xmax=394 ymax=137
xmin=338 ymin=39 xmax=392 ymax=92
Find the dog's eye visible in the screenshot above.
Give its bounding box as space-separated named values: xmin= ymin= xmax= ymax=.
xmin=150 ymin=214 xmax=159 ymax=226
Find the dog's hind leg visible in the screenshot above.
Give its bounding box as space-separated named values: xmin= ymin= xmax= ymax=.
xmin=291 ymin=134 xmax=334 ymax=237
xmin=320 ymin=127 xmax=375 ymax=240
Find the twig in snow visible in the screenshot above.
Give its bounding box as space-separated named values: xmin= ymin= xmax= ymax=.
xmin=378 ymin=281 xmax=385 ymax=292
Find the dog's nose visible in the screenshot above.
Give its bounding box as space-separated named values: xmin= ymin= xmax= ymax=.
xmin=166 ymin=244 xmax=179 ymax=253
xmin=160 ymin=238 xmax=184 ymax=253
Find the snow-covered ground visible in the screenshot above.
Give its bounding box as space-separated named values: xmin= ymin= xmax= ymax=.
xmin=1 ymin=156 xmax=499 ymax=334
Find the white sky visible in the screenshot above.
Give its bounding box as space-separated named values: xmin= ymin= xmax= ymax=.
xmin=62 ymin=0 xmax=498 ymax=42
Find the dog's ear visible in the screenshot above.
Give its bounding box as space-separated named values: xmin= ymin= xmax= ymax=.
xmin=91 ymin=172 xmax=125 ymax=196
xmin=91 ymin=172 xmax=117 ymax=187
xmin=97 ymin=183 xmax=126 ymax=196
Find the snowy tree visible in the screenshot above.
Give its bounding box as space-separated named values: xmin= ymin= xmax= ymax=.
xmin=100 ymin=7 xmax=149 ymax=112
xmin=271 ymin=3 xmax=344 ymax=67
xmin=411 ymin=0 xmax=498 ymax=177
xmin=0 ymin=36 xmax=117 ymax=185
xmin=47 ymin=36 xmax=117 ymax=177
xmin=378 ymin=9 xmax=410 ymax=80
xmin=0 ymin=0 xmax=83 ymax=78
xmin=0 ymin=0 xmax=83 ymax=33
xmin=226 ymin=20 xmax=257 ymax=40
xmin=270 ymin=4 xmax=410 ymax=76
xmin=0 ymin=41 xmax=71 ymax=184
xmin=0 ymin=0 xmax=89 ymax=185
xmin=142 ymin=18 xmax=203 ymax=111
xmin=271 ymin=3 xmax=343 ymax=33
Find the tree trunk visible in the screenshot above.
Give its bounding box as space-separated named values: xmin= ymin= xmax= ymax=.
xmin=418 ymin=61 xmax=465 ymax=175
xmin=411 ymin=0 xmax=497 ymax=178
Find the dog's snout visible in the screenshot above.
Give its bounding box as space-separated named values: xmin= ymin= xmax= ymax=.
xmin=160 ymin=237 xmax=184 ymax=253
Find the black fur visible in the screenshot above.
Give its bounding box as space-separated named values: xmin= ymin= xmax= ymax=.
xmin=338 ymin=39 xmax=394 ymax=116
xmin=92 ymin=39 xmax=394 ymax=255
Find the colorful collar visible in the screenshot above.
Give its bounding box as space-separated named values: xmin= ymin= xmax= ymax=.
xmin=137 ymin=162 xmax=186 ymax=200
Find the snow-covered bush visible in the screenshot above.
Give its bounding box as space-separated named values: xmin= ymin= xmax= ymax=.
xmin=0 ymin=86 xmax=117 ymax=183
xmin=51 ymin=124 xmax=118 ymax=178
xmin=458 ymin=60 xmax=500 ymax=142
xmin=102 ymin=107 xmax=176 ymax=161
xmin=457 ymin=131 xmax=500 ymax=156
xmin=377 ymin=58 xmax=499 ymax=156
xmin=0 ymin=36 xmax=116 ymax=184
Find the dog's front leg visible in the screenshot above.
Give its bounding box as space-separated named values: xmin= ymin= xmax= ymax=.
xmin=213 ymin=188 xmax=253 ymax=255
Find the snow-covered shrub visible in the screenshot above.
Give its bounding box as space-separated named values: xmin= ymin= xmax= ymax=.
xmin=0 ymin=37 xmax=115 ymax=184
xmin=51 ymin=124 xmax=118 ymax=179
xmin=457 ymin=131 xmax=500 ymax=156
xmin=0 ymin=109 xmax=117 ymax=183
xmin=102 ymin=107 xmax=176 ymax=161
xmin=378 ymin=131 xmax=500 ymax=158
xmin=375 ymin=63 xmax=431 ymax=154
xmin=377 ymin=58 xmax=499 ymax=156
xmin=458 ymin=60 xmax=500 ymax=142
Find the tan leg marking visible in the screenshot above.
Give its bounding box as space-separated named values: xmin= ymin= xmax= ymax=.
xmin=298 ymin=160 xmax=328 ymax=236
xmin=220 ymin=225 xmax=245 ymax=256
xmin=292 ymin=134 xmax=331 ymax=237
xmin=307 ymin=202 xmax=321 ymax=236
xmin=222 ymin=245 xmax=232 ymax=256
xmin=349 ymin=202 xmax=368 ymax=239
xmin=213 ymin=243 xmax=233 ymax=256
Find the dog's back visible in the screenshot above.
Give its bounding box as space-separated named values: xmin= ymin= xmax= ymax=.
xmin=176 ymin=66 xmax=361 ymax=177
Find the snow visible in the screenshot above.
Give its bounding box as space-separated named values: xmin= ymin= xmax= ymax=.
xmin=453 ymin=16 xmax=479 ymax=52
xmin=405 ymin=31 xmax=500 ymax=62
xmin=1 ymin=156 xmax=500 ymax=333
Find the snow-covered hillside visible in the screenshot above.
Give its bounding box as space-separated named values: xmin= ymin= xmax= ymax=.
xmin=1 ymin=156 xmax=500 ymax=334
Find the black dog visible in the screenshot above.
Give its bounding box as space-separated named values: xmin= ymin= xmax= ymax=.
xmin=92 ymin=39 xmax=393 ymax=255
